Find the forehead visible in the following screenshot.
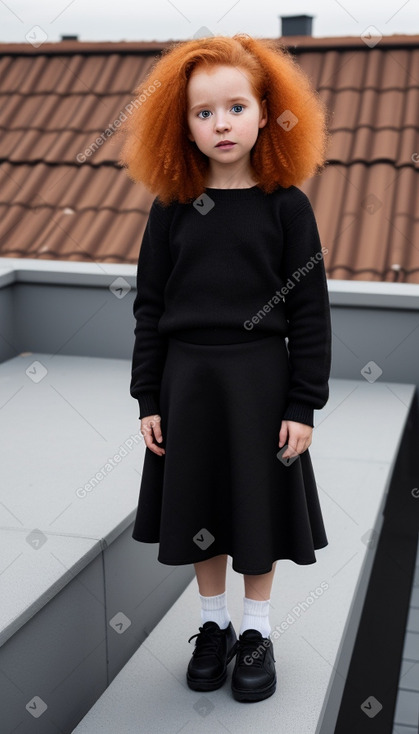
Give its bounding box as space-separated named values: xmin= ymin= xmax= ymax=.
xmin=186 ymin=64 xmax=253 ymax=100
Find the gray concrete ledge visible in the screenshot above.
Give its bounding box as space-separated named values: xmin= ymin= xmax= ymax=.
xmin=0 ymin=349 xmax=194 ymax=643
xmin=1 ymin=257 xmax=419 ymax=309
xmin=1 ymin=351 xmax=194 ymax=734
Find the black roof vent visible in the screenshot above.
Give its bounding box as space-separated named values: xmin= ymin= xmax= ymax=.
xmin=280 ymin=15 xmax=313 ymax=36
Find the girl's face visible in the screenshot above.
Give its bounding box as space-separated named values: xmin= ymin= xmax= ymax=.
xmin=186 ymin=64 xmax=267 ymax=177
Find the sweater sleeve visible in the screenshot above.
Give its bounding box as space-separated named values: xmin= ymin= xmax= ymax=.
xmin=130 ymin=198 xmax=173 ymax=420
xmin=280 ymin=199 xmax=332 ymax=428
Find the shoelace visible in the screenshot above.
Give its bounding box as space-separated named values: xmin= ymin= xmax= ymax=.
xmin=188 ymin=625 xmax=227 ymax=661
xmin=230 ymin=635 xmax=270 ymax=668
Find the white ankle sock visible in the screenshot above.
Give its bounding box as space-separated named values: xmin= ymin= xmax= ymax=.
xmin=240 ymin=596 xmax=271 ymax=638
xmin=199 ymin=591 xmax=231 ymax=629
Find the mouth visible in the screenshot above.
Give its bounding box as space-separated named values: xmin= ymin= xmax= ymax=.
xmin=215 ymin=141 xmax=236 ymax=148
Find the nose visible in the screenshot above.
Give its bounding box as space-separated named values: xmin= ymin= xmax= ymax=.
xmin=214 ymin=111 xmax=231 ymax=131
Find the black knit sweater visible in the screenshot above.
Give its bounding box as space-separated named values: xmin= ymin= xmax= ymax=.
xmin=130 ymin=184 xmax=332 ymax=428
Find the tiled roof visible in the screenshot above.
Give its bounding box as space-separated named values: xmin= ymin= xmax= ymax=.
xmin=0 ymin=35 xmax=418 ymax=281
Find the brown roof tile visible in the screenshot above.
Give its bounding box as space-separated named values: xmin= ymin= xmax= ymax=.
xmin=0 ymin=36 xmax=418 ymax=281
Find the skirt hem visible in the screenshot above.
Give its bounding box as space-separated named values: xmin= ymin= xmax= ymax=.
xmin=131 ymin=534 xmax=328 ymax=573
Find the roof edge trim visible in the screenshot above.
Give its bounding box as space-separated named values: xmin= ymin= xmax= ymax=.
xmin=1 ymin=34 xmax=419 ymax=56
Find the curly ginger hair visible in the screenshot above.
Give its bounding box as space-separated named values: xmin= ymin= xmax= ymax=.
xmin=116 ymin=33 xmax=330 ymax=205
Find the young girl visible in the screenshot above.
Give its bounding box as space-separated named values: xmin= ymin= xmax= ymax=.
xmin=117 ymin=33 xmax=332 ymax=703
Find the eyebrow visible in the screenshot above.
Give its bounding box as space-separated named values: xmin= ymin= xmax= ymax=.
xmin=190 ymin=96 xmax=251 ymax=111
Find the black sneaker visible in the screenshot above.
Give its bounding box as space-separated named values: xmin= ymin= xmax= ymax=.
xmin=230 ymin=628 xmax=277 ymax=702
xmin=186 ymin=620 xmax=237 ymax=691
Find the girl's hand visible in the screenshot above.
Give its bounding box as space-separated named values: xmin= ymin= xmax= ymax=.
xmin=279 ymin=420 xmax=312 ymax=460
xmin=140 ymin=414 xmax=166 ymax=456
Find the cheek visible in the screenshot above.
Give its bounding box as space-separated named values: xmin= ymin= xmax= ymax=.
xmin=238 ymin=116 xmax=259 ymax=134
xmin=194 ymin=125 xmax=211 ymax=143
xmin=188 ymin=119 xmax=200 ymax=134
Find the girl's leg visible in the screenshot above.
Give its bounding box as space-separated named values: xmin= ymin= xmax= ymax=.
xmin=193 ymin=554 xmax=231 ymax=629
xmin=243 ymin=561 xmax=277 ymax=600
xmin=193 ymin=555 xmax=277 ymax=600
xmin=194 ymin=554 xmax=228 ymax=595
xmin=240 ymin=561 xmax=277 ymax=637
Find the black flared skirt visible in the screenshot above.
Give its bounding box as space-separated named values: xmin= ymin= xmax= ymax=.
xmin=132 ymin=333 xmax=328 ymax=574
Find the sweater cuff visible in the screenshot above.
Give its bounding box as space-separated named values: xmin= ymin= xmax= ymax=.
xmin=282 ymin=402 xmax=314 ymax=428
xmin=138 ymin=392 xmax=161 ymax=420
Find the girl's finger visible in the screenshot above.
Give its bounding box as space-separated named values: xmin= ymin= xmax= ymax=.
xmin=140 ymin=418 xmax=165 ymax=456
xmin=282 ymin=441 xmax=299 ymax=459
xmin=146 ymin=434 xmax=165 ymax=456
xmin=153 ymin=425 xmax=163 ymax=443
xmin=279 ymin=424 xmax=288 ymax=446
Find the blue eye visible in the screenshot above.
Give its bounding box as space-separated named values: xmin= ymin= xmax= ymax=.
xmin=196 ymin=104 xmax=244 ymax=119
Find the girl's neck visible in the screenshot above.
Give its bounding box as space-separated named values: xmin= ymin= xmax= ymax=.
xmin=204 ymin=165 xmax=257 ymax=190
xmin=205 ymin=177 xmax=258 ymax=189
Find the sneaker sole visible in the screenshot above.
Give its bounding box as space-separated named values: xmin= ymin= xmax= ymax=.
xmin=186 ymin=668 xmax=228 ymax=691
xmin=231 ymin=676 xmax=277 ymax=702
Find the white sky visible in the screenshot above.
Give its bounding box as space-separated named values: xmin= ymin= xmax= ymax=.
xmin=0 ymin=0 xmax=417 ymax=43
